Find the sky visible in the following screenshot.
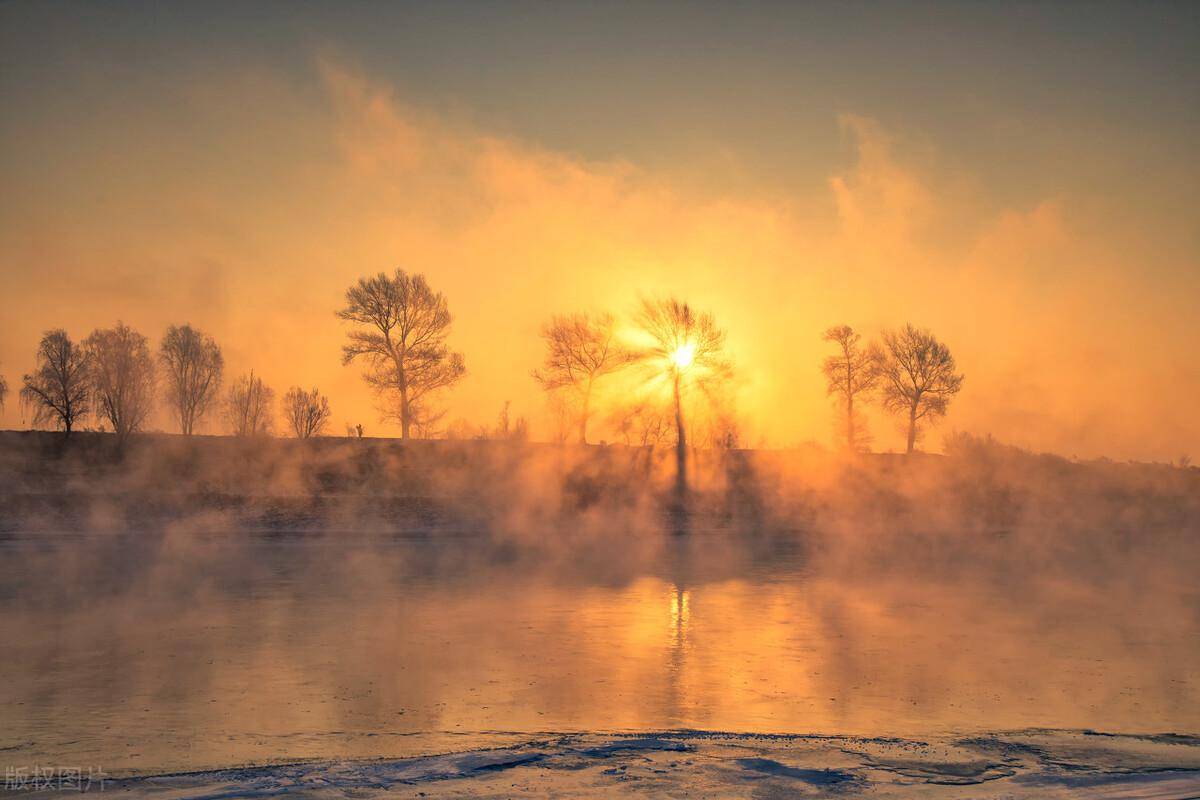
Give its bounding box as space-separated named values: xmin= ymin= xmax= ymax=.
xmin=1 ymin=0 xmax=1197 ymax=459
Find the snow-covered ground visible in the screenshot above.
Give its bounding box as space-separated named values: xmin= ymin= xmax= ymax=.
xmin=31 ymin=730 xmax=1198 ymax=799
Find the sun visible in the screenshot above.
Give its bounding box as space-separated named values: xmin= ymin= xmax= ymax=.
xmin=671 ymin=342 xmax=695 ymax=371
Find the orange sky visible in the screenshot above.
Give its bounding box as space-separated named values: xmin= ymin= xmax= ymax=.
xmin=1 ymin=4 xmax=1198 ymax=460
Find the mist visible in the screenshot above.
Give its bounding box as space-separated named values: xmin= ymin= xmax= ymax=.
xmin=2 ymin=431 xmax=1197 ymax=778
xmin=3 ymin=4 xmax=1199 ymax=795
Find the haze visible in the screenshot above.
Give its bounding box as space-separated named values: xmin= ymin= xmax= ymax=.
xmin=2 ymin=1 xmax=1198 ymax=459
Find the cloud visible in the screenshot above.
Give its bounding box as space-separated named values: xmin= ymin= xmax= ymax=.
xmin=829 ymin=114 xmax=937 ymax=257
xmin=0 ymin=56 xmax=1195 ymax=461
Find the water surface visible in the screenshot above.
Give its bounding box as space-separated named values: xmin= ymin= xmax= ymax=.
xmin=1 ymin=526 xmax=1196 ymax=776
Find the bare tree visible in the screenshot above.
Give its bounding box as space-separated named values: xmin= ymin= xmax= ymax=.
xmin=408 ymin=399 xmax=447 ymax=439
xmin=609 ymin=399 xmax=672 ymax=448
xmin=20 ymin=330 xmax=91 ymax=435
xmin=444 ymin=417 xmax=483 ymax=441
xmin=532 ymin=312 xmax=632 ymax=444
xmin=488 ymin=400 xmax=529 ymax=441
xmin=694 ymin=396 xmax=742 ymax=451
xmin=84 ymin=323 xmax=157 ymax=442
xmin=545 ymin=392 xmax=573 ymax=444
xmin=821 ymin=325 xmax=879 ymax=451
xmin=0 ymin=369 xmax=7 ymax=413
xmin=635 ymin=297 xmax=730 ymax=498
xmin=282 ymin=386 xmax=331 ymax=439
xmin=160 ymin=324 xmax=223 ymax=435
xmin=337 ymin=270 xmax=466 ymax=440
xmin=224 ymin=370 xmax=275 ymax=437
xmin=876 ymin=323 xmax=964 ymax=454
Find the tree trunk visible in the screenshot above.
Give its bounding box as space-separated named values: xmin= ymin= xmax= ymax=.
xmin=579 ymin=387 xmax=590 ymax=445
xmin=398 ymin=372 xmax=410 ymax=440
xmin=906 ymin=403 xmax=917 ymax=454
xmin=846 ymin=395 xmax=855 ymax=451
xmin=673 ymin=373 xmax=687 ymax=502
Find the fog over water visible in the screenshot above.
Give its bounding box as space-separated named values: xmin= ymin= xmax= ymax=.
xmin=4 ymin=5 xmax=1199 ymax=795
xmin=1 ymin=433 xmax=1196 ymax=778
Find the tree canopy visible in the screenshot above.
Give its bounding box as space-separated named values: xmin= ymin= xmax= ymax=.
xmin=337 ymin=270 xmax=465 ymax=440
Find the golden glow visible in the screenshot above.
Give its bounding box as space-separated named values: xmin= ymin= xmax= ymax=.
xmin=671 ymin=343 xmax=695 ymax=371
xmin=0 ymin=57 xmax=1196 ymax=460
xmin=670 ymin=585 xmax=691 ymax=636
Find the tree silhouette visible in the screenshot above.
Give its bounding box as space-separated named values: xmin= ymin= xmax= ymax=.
xmin=533 ymin=312 xmax=632 ymax=444
xmin=160 ymin=324 xmax=223 ymax=435
xmin=224 ymin=370 xmax=274 ymax=437
xmin=337 ymin=270 xmax=465 ymax=440
xmin=489 ymin=400 xmax=529 ymax=441
xmin=85 ymin=323 xmax=157 ymax=443
xmin=407 ymin=401 xmax=447 ymax=439
xmin=0 ymin=369 xmax=7 ymax=413
xmin=634 ymin=297 xmax=729 ymax=499
xmin=282 ymin=386 xmax=331 ymax=439
xmin=20 ymin=330 xmax=90 ymax=435
xmin=876 ymin=323 xmax=964 ymax=453
xmin=609 ymin=398 xmax=672 ymax=448
xmin=821 ymin=325 xmax=879 ymax=451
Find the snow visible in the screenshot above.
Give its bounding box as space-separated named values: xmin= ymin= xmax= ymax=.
xmin=30 ymin=730 xmax=1199 ymax=799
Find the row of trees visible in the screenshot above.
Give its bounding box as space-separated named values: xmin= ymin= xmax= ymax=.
xmin=334 ymin=271 xmax=732 ymax=496
xmin=335 ymin=269 xmax=964 ymax=466
xmin=822 ymin=324 xmax=964 ymax=454
xmin=334 ymin=270 xmax=734 ymax=450
xmin=334 ymin=272 xmax=737 ymax=504
xmin=4 ymin=271 xmax=964 ymax=472
xmin=13 ymin=324 xmax=332 ymax=441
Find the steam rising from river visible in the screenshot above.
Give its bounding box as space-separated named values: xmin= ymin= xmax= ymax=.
xmin=0 ymin=432 xmax=1197 ymax=774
